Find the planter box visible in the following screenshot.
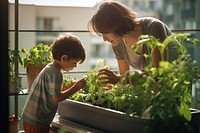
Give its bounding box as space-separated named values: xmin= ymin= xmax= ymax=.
xmin=58 ymin=99 xmax=149 ymax=133
xmin=58 ymin=99 xmax=200 ymax=133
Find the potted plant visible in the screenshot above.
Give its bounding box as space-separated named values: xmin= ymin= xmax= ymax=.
xmin=9 ymin=114 xmax=20 ymax=133
xmin=58 ymin=33 xmax=200 ymax=133
xmin=9 ymin=48 xmax=24 ymax=94
xmin=21 ymin=43 xmax=53 ymax=90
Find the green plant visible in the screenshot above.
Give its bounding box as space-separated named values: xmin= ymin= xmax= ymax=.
xmin=135 ymin=34 xmax=200 ymax=132
xmin=62 ymin=76 xmax=77 ymax=91
xmin=9 ymin=48 xmax=24 ymax=92
xmin=21 ymin=43 xmax=53 ymax=67
xmin=107 ymin=33 xmax=200 ymax=132
xmin=63 ymin=78 xmax=73 ymax=87
xmin=71 ymin=59 xmax=113 ymax=106
xmin=71 ymin=33 xmax=200 ymax=132
xmin=132 ymin=33 xmax=199 ymax=118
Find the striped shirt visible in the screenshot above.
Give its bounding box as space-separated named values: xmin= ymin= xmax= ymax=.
xmin=21 ymin=62 xmax=63 ymax=128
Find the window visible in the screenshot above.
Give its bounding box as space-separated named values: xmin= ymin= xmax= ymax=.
xmin=91 ymin=44 xmax=105 ymax=58
xmin=44 ymin=18 xmax=53 ymax=30
xmin=36 ymin=17 xmax=61 ymax=30
xmin=36 ymin=17 xmax=61 ymax=36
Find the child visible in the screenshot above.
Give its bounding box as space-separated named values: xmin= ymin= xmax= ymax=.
xmin=21 ymin=33 xmax=86 ymax=133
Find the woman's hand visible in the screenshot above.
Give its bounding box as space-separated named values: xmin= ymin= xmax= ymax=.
xmin=98 ymin=68 xmax=120 ymax=84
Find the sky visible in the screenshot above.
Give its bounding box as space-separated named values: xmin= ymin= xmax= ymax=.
xmin=9 ymin=0 xmax=103 ymax=7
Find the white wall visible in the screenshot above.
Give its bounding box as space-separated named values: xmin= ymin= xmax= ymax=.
xmin=36 ymin=6 xmax=94 ymax=30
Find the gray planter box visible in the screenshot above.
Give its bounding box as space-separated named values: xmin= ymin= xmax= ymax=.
xmin=58 ymin=99 xmax=200 ymax=133
xmin=58 ymin=99 xmax=149 ymax=133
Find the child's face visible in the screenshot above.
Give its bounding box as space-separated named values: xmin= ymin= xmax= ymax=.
xmin=62 ymin=58 xmax=80 ymax=72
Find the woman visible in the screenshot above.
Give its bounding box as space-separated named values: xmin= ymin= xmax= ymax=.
xmin=88 ymin=1 xmax=179 ymax=84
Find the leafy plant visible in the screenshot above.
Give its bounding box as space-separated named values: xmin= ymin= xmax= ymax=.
xmin=62 ymin=76 xmax=77 ymax=91
xmin=70 ymin=33 xmax=200 ymax=132
xmin=63 ymin=78 xmax=73 ymax=87
xmin=134 ymin=33 xmax=199 ymax=118
xmin=21 ymin=43 xmax=53 ymax=67
xmin=9 ymin=48 xmax=24 ymax=92
xmin=113 ymin=33 xmax=200 ymax=132
xmin=71 ymin=59 xmax=113 ymax=106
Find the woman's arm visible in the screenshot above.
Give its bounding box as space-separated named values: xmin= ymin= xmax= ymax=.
xmin=117 ymin=59 xmax=130 ymax=75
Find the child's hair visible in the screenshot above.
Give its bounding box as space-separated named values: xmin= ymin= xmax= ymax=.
xmin=51 ymin=33 xmax=85 ymax=64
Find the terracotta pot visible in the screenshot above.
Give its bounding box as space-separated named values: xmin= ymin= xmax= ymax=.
xmin=27 ymin=63 xmax=46 ymax=90
xmin=9 ymin=115 xmax=20 ymax=133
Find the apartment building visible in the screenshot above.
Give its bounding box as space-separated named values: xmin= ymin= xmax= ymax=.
xmin=160 ymin=0 xmax=200 ymax=65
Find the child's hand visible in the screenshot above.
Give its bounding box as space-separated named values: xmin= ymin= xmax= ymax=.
xmin=62 ymin=80 xmax=76 ymax=91
xmin=74 ymin=77 xmax=86 ymax=90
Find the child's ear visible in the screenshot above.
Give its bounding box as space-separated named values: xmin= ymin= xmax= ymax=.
xmin=61 ymin=55 xmax=68 ymax=62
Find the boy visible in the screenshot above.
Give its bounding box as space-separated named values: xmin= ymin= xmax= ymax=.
xmin=21 ymin=33 xmax=86 ymax=133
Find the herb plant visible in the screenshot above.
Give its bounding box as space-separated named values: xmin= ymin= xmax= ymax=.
xmin=20 ymin=43 xmax=54 ymax=90
xmin=70 ymin=33 xmax=200 ymax=132
xmin=9 ymin=48 xmax=24 ymax=93
xmin=71 ymin=59 xmax=113 ymax=106
xmin=21 ymin=43 xmax=53 ymax=67
xmin=63 ymin=78 xmax=73 ymax=87
xmin=115 ymin=33 xmax=200 ymax=132
xmin=62 ymin=76 xmax=77 ymax=91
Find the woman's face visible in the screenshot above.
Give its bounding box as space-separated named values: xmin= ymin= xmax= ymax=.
xmin=102 ymin=33 xmax=122 ymax=46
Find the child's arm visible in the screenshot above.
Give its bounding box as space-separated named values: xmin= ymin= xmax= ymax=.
xmin=51 ymin=77 xmax=86 ymax=103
